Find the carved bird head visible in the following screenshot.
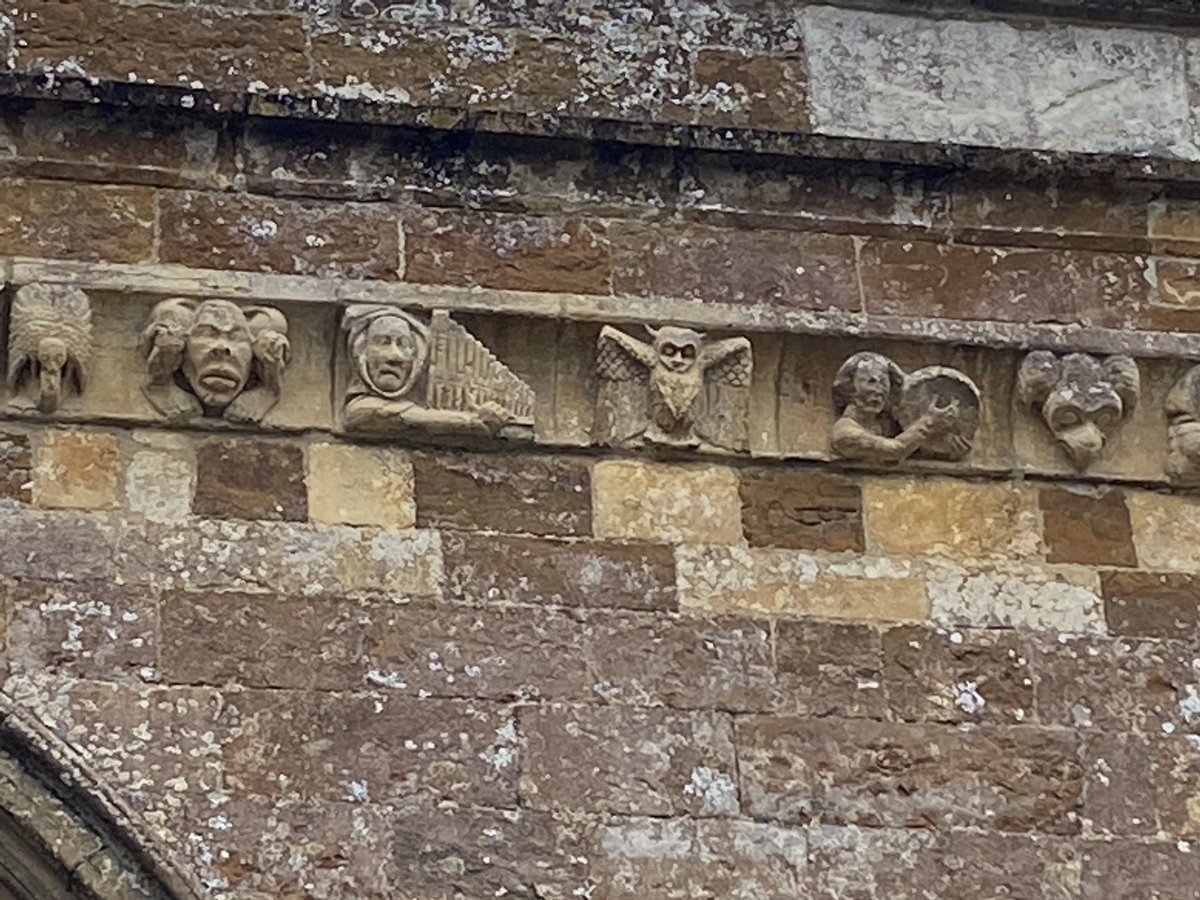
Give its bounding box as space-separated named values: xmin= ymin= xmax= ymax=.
xmin=34 ymin=337 xmax=70 ymax=413
xmin=646 ymin=325 xmax=703 ymax=374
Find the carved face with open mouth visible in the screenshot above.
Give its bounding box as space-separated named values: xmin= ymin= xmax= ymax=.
xmin=362 ymin=315 xmax=420 ymax=398
xmin=181 ymin=300 xmax=254 ymax=408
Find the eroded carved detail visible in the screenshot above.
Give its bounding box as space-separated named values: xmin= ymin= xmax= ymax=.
xmin=1166 ymin=365 xmax=1200 ymax=485
xmin=141 ymin=298 xmax=290 ymax=423
xmin=342 ymin=305 xmax=535 ymax=438
xmin=1017 ymin=351 xmax=1139 ymax=470
xmin=830 ymin=352 xmax=980 ymax=463
xmin=7 ymin=285 xmax=93 ymax=414
xmin=595 ymin=325 xmax=752 ymax=452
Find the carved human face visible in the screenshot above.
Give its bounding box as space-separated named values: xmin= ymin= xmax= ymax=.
xmin=654 ymin=328 xmax=700 ymax=374
xmin=363 ymin=316 xmax=418 ymax=395
xmin=852 ymin=358 xmax=890 ymax=415
xmin=181 ymin=301 xmax=254 ymax=408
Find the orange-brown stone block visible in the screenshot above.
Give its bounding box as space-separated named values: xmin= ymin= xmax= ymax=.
xmin=739 ymin=468 xmax=864 ymax=552
xmin=33 ymin=431 xmax=119 ymax=510
xmin=1039 ymin=487 xmax=1137 ymax=567
xmin=0 ymin=179 xmax=155 ymax=263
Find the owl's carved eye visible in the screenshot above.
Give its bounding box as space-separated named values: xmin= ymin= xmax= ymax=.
xmin=681 ymin=345 xmax=696 ymax=360
xmin=662 ymin=345 xmax=679 ymax=357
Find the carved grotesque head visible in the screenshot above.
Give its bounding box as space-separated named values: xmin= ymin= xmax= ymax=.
xmin=181 ymin=300 xmax=255 ymax=409
xmin=7 ymin=284 xmax=92 ymax=414
xmin=648 ymin=326 xmax=702 ymax=374
xmin=346 ymin=307 xmax=429 ymax=400
xmin=833 ymin=352 xmax=904 ymax=418
xmin=1018 ymin=351 xmax=1140 ymax=470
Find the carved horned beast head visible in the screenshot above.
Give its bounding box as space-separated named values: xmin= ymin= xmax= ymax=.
xmin=1017 ymin=351 xmax=1139 ymax=470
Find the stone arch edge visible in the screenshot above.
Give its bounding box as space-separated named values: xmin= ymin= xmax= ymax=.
xmin=0 ymin=692 xmax=205 ymax=900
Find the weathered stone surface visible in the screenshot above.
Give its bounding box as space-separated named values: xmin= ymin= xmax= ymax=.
xmin=1081 ymin=840 xmax=1200 ymax=899
xmin=677 ymin=545 xmax=930 ymax=621
xmin=521 ymin=704 xmax=738 ymax=817
xmin=6 ymin=580 xmax=156 ymax=681
xmin=927 ymin=564 xmax=1105 ymax=632
xmin=307 ymin=442 xmax=415 ymax=529
xmin=1128 ymin=490 xmax=1200 ymax=571
xmin=0 ymin=179 xmax=155 ymax=263
xmin=592 ymin=461 xmax=741 ymax=544
xmin=225 ymin=690 xmax=518 ymax=806
xmin=309 ymin=27 xmax=448 ymax=108
xmin=738 ymin=716 xmax=1082 ymax=833
xmin=0 ymin=509 xmax=120 ymax=583
xmin=159 ymin=191 xmax=401 ymax=278
xmin=390 ymin=802 xmax=588 ymax=900
xmin=775 ymin=620 xmax=886 ymax=719
xmin=0 ymin=432 xmax=33 ymax=504
xmin=14 ymin=1 xmax=309 ymax=91
xmin=859 ymin=238 xmax=1147 ymax=326
xmin=808 ymin=826 xmax=1082 ymax=899
xmin=592 ymin=817 xmax=807 ymax=898
xmin=405 ymin=210 xmax=611 ymax=294
xmin=414 ymin=453 xmax=591 ymax=536
xmin=611 ymin=222 xmax=859 ymax=310
xmin=123 ymin=435 xmax=194 ymax=524
xmin=1102 ymin=570 xmax=1200 ymax=638
xmin=1040 ymin=487 xmax=1137 ymax=567
xmin=1034 ymin=634 xmax=1200 ymax=734
xmin=442 ymin=532 xmax=676 ymax=611
xmin=881 ymin=625 xmax=1034 ymax=725
xmin=863 ymin=478 xmax=1040 ymax=561
xmin=692 ymin=50 xmax=809 ymax=131
xmin=803 ymin=6 xmax=1196 ymax=158
xmin=33 ymin=431 xmax=118 ymax=510
xmin=1084 ymin=732 xmax=1200 ymax=839
xmin=193 ymin=440 xmax=307 ymax=522
xmin=739 ymin=469 xmax=863 ymax=552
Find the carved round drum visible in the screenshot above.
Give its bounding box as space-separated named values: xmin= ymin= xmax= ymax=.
xmin=896 ymin=366 xmax=982 ymax=460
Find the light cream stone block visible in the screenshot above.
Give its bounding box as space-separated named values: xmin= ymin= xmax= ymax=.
xmin=592 ymin=460 xmax=742 ymax=545
xmin=1128 ymin=490 xmax=1200 ymax=572
xmin=306 ymin=442 xmax=415 ymax=529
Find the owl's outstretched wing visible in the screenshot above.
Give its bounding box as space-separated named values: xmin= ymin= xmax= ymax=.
xmin=596 ymin=326 xmax=657 ymax=381
xmin=700 ymin=337 xmax=752 ymax=387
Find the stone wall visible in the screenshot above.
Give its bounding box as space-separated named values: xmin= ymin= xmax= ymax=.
xmin=4 ymin=1 xmax=1200 ymax=898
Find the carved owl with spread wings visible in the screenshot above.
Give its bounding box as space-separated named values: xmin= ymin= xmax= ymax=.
xmin=595 ymin=324 xmax=752 ymax=451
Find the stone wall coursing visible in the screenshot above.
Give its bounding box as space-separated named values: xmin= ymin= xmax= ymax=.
xmin=9 ymin=1 xmax=1200 ymax=164
xmin=2 ymin=422 xmax=1200 ymax=896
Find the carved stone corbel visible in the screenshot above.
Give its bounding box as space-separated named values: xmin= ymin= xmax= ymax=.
xmin=1166 ymin=365 xmax=1200 ymax=485
xmin=7 ymin=284 xmax=93 ymax=414
xmin=341 ymin=305 xmax=534 ymax=439
xmin=594 ymin=324 xmax=752 ymax=452
xmin=140 ymin=297 xmax=290 ymax=424
xmin=829 ymin=351 xmax=980 ymax=464
xmin=1016 ymin=351 xmax=1139 ymax=470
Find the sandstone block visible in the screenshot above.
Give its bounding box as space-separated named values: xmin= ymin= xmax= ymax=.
xmin=737 ymin=716 xmax=1082 ymax=833
xmin=520 ymin=704 xmax=738 ymax=817
xmin=739 ymin=468 xmax=864 ymax=552
xmin=159 ymin=191 xmax=401 ymax=278
xmin=309 ymin=27 xmax=449 ymax=108
xmin=1128 ymin=490 xmax=1200 ymax=571
xmin=193 ymin=440 xmax=307 ymax=522
xmin=592 ymin=461 xmax=741 ymax=544
xmin=692 ymin=50 xmax=809 ymax=131
xmin=0 ymin=179 xmax=155 ymax=263
xmin=1033 ymin=634 xmax=1200 ymax=734
xmin=225 ymin=691 xmax=518 ymax=807
xmin=775 ymin=619 xmax=887 ymax=719
xmin=33 ymin=431 xmax=119 ymax=510
xmin=1084 ymin=732 xmax=1200 ymax=838
xmin=442 ymin=532 xmax=676 ymax=611
xmin=592 ymin=817 xmax=807 ymax=898
xmin=1081 ymin=840 xmax=1200 ymax=899
xmin=0 ymin=432 xmax=33 ymax=504
xmin=1102 ymin=570 xmax=1200 ymax=638
xmin=1039 ymin=487 xmax=1137 ymax=567
xmin=611 ymin=221 xmax=859 ymax=310
xmin=677 ymin=545 xmax=930 ymax=621
xmin=0 ymin=509 xmax=119 ymax=583
xmin=307 ymin=443 xmax=415 ymax=529
xmin=405 ymin=210 xmax=612 ymax=294
xmin=881 ymin=625 xmax=1034 ymax=725
xmin=858 ymin=238 xmax=1147 ymax=327
xmin=414 ymin=453 xmax=591 ymax=536
xmin=124 ymin=441 xmax=194 ymax=524
xmin=863 ymin=478 xmax=1040 ymax=561
xmin=809 ymin=826 xmax=1081 ymax=899
xmin=928 ymin=564 xmax=1105 ymax=633
xmin=6 ymin=580 xmax=156 ymax=682
xmin=14 ymin=1 xmax=309 ymax=91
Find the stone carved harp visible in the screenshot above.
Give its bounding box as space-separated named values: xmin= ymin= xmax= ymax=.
xmin=426 ymin=311 xmax=535 ymax=424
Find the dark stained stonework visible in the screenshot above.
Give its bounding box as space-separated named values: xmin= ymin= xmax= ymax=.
xmin=1040 ymin=487 xmax=1137 ymax=567
xmin=193 ymin=440 xmax=308 ymax=522
xmin=0 ymin=433 xmax=32 ymax=503
xmin=1101 ymin=570 xmax=1200 ymax=638
xmin=740 ymin=469 xmax=864 ymax=552
xmin=414 ymin=453 xmax=592 ymax=536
